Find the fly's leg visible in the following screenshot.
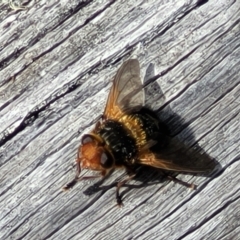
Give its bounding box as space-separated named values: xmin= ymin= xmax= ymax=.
xmin=116 ymin=167 xmax=136 ymax=206
xmin=79 ymin=170 xmax=107 ymax=181
xmin=62 ymin=179 xmax=78 ymax=190
xmin=167 ymin=175 xmax=196 ymax=189
xmin=62 ymin=160 xmax=81 ymax=190
xmin=63 ymin=170 xmax=107 ymax=191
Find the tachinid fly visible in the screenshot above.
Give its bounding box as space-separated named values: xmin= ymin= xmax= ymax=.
xmin=63 ymin=59 xmax=215 ymax=206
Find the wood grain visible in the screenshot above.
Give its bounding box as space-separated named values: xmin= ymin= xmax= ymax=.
xmin=0 ymin=0 xmax=239 ymax=239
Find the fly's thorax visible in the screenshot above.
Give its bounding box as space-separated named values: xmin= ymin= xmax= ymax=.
xmin=96 ymin=120 xmax=138 ymax=166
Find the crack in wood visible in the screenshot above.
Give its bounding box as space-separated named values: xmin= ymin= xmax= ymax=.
xmin=177 ymin=195 xmax=240 ymax=240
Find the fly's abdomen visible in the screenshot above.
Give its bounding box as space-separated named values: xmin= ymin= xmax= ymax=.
xmin=119 ymin=108 xmax=169 ymax=151
xmin=134 ymin=108 xmax=169 ymax=149
xmin=97 ymin=120 xmax=137 ymax=166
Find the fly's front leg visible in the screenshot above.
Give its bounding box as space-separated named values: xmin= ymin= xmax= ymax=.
xmin=63 ymin=169 xmax=107 ymax=191
xmin=79 ymin=169 xmax=107 ymax=181
xmin=62 ymin=158 xmax=82 ymax=191
xmin=62 ymin=178 xmax=78 ymax=191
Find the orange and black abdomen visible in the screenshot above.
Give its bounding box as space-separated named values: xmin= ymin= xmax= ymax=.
xmin=133 ymin=108 xmax=169 ymax=151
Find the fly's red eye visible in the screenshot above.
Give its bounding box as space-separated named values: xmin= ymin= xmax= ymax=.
xmin=100 ymin=151 xmax=113 ymax=169
xmin=81 ymin=135 xmax=94 ymax=145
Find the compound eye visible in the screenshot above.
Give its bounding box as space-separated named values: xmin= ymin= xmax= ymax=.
xmin=100 ymin=151 xmax=113 ymax=169
xmin=81 ymin=134 xmax=94 ymax=145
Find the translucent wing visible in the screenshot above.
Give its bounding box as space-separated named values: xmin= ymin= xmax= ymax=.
xmin=138 ymin=137 xmax=216 ymax=173
xmin=103 ymin=59 xmax=144 ymax=119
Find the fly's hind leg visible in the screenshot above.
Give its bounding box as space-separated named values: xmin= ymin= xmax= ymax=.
xmin=116 ymin=167 xmax=136 ymax=206
xmin=166 ymin=174 xmax=197 ymax=189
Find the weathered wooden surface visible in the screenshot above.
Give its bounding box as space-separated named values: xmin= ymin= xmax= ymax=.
xmin=0 ymin=0 xmax=239 ymax=239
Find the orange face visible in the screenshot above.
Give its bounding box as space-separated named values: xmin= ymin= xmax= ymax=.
xmin=77 ymin=134 xmax=114 ymax=172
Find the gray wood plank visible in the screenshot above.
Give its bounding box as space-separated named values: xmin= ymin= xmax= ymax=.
xmin=0 ymin=0 xmax=239 ymax=239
